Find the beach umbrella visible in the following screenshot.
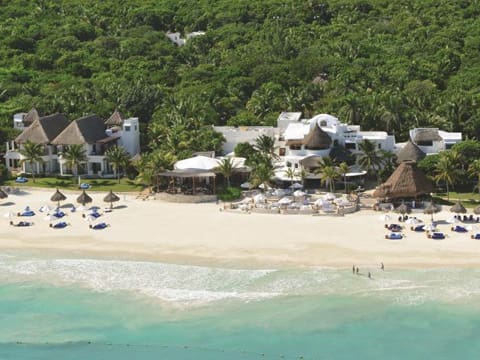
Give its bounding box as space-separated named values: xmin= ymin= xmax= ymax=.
xmin=290 ymin=182 xmax=303 ymax=189
xmin=315 ymin=198 xmax=326 ymax=207
xmin=324 ymin=193 xmax=336 ymax=201
xmin=253 ymin=193 xmax=266 ymax=204
xmin=278 ymin=197 xmax=293 ymax=205
xmin=3 ymin=211 xmax=15 ymax=220
xmin=446 ymin=216 xmax=460 ymax=224
xmin=293 ymin=190 xmax=306 ymax=197
xmin=424 ymin=223 xmax=437 ymax=231
xmin=378 ymin=213 xmax=391 ymax=222
xmin=39 ymin=204 xmax=53 ymax=213
xmin=240 ymin=182 xmax=251 ymax=189
xmin=395 ymin=203 xmax=411 ymax=215
xmin=405 ymin=217 xmax=422 ymax=225
xmin=424 ymin=202 xmax=441 ymax=222
xmin=103 ymin=190 xmax=120 ymax=209
xmin=0 ymin=188 xmax=8 ymax=200
xmin=50 ymin=189 xmax=66 ymax=208
xmin=474 ymin=205 xmax=480 ymax=215
xmin=76 ymin=190 xmax=93 ymax=206
xmin=450 ymin=201 xmax=467 ymax=214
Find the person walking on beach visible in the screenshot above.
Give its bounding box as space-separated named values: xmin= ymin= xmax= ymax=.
xmin=356 ymin=267 xmax=359 ymax=275
xmin=368 ymin=272 xmax=371 ymax=279
xmin=352 ymin=265 xmax=355 ymax=274
xmin=380 ymin=262 xmax=384 ymax=271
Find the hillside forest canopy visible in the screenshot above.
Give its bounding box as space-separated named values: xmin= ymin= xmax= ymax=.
xmin=1 ymin=0 xmax=480 ymax=161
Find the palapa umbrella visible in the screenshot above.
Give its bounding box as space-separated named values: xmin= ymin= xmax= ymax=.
xmin=0 ymin=188 xmax=8 ymax=200
xmin=50 ymin=189 xmax=66 ymax=208
xmin=474 ymin=205 xmax=480 ymax=215
xmin=395 ymin=203 xmax=411 ymax=215
xmin=424 ymin=202 xmax=441 ymax=222
xmin=450 ymin=201 xmax=467 ymax=214
xmin=103 ymin=190 xmax=120 ymax=209
xmin=77 ymin=190 xmax=93 ymax=206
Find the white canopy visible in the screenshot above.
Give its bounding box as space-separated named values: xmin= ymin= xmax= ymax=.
xmin=240 ymin=182 xmax=251 ymax=189
xmin=405 ymin=217 xmax=422 ymax=225
xmin=290 ymin=183 xmax=303 ymax=189
xmin=174 ymin=156 xmax=220 ymax=171
xmin=293 ymin=190 xmax=306 ymax=197
xmin=253 ymin=194 xmax=267 ymax=203
xmin=278 ymin=197 xmax=293 ymax=205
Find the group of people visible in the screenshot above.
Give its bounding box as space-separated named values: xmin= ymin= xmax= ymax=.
xmin=352 ymin=262 xmax=384 ymax=279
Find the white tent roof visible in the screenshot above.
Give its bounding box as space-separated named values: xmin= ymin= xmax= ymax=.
xmin=174 ymin=156 xmax=220 ymax=171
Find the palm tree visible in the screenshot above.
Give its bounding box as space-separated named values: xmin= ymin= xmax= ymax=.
xmin=285 ymin=167 xmax=296 ymax=187
xmin=251 ymin=161 xmax=275 ymax=191
xmin=468 ymin=159 xmax=480 ymax=194
xmin=338 ymin=162 xmax=350 ymax=193
xmin=63 ymin=144 xmax=87 ymax=182
xmin=357 ymin=139 xmax=381 ymax=180
xmin=215 ymin=157 xmax=236 ymax=188
xmin=254 ymin=134 xmax=277 ymax=160
xmin=106 ymin=146 xmax=130 ymax=183
xmin=19 ymin=141 xmax=44 ymax=183
xmin=434 ymin=152 xmax=460 ymax=200
xmin=319 ymin=165 xmax=339 ymax=192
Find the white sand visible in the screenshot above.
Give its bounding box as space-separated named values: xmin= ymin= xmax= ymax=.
xmin=1 ymin=188 xmax=480 ymax=269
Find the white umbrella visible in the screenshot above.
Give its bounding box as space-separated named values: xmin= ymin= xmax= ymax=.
xmin=240 ymin=182 xmax=251 ymax=189
xmin=424 ymin=223 xmax=437 ymax=231
xmin=39 ymin=205 xmax=53 ymax=213
xmin=258 ymin=183 xmax=271 ymax=190
xmin=378 ymin=214 xmax=391 ymax=222
xmin=241 ymin=197 xmax=253 ymax=204
xmin=43 ymin=215 xmax=57 ymax=222
xmin=405 ymin=217 xmax=422 ymax=225
xmin=323 ymin=193 xmax=336 ymax=201
xmin=253 ymin=194 xmax=266 ymax=203
xmin=278 ymin=197 xmax=293 ymax=205
xmin=314 ymin=198 xmax=325 ymax=207
xmin=293 ymin=190 xmax=306 ymax=197
xmin=290 ymin=183 xmax=303 ymax=189
xmin=85 ymin=215 xmax=97 ymax=223
xmin=334 ymin=198 xmax=351 ymax=206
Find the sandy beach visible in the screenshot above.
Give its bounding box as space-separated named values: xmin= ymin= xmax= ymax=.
xmin=0 ymin=188 xmax=480 ymax=269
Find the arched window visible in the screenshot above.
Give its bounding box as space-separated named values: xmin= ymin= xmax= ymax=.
xmin=320 ymin=120 xmax=327 ymax=127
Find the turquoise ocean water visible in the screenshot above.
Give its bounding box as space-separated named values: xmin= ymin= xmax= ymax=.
xmin=1 ymin=252 xmax=480 ymax=359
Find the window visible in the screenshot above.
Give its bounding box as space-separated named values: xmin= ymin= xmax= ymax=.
xmin=289 ymin=144 xmax=302 ymax=150
xmin=134 ymin=125 xmax=137 ymax=131
xmin=294 ymin=163 xmax=299 ymax=169
xmin=320 ymin=120 xmax=327 ymax=127
xmin=279 ymin=147 xmax=286 ymax=156
xmin=124 ymin=125 xmax=131 ymax=132
xmin=378 ymin=143 xmax=382 ymax=149
xmin=286 ymin=162 xmax=292 ymax=168
xmin=345 ymin=143 xmax=356 ymax=150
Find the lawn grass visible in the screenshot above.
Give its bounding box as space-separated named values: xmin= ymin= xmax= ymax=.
xmin=2 ymin=176 xmax=143 ymax=192
xmin=433 ymin=191 xmax=480 ymax=208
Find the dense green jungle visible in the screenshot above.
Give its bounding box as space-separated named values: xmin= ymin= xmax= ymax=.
xmin=1 ymin=0 xmax=479 ymax=160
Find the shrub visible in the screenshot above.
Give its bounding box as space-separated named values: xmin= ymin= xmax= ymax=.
xmin=217 ymin=186 xmax=242 ymax=201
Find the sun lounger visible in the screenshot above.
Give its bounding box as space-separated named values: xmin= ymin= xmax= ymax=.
xmin=53 ymin=211 xmax=66 ymax=218
xmin=471 ymin=233 xmax=480 ymax=240
xmin=18 ymin=210 xmax=35 ymax=217
xmin=411 ymin=225 xmax=425 ymax=232
xmin=50 ymin=222 xmax=68 ymax=229
xmin=451 ymin=225 xmax=468 ymax=233
xmin=386 ymin=224 xmax=402 ymax=232
xmin=10 ymin=221 xmax=33 ymax=227
xmin=429 ymin=232 xmax=445 ymax=240
xmin=90 ymin=222 xmax=109 ymax=230
xmin=385 ymin=232 xmax=403 ymax=240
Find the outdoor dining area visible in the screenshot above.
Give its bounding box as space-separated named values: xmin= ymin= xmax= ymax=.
xmin=226 ymin=184 xmax=359 ymax=216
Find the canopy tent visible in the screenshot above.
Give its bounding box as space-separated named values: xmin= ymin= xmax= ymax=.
xmin=373 ymin=161 xmax=434 ymax=199
xmin=156 ymin=169 xmax=216 ymax=195
xmin=395 ymin=203 xmax=411 ymax=215
xmin=174 ymin=156 xmax=220 ymax=171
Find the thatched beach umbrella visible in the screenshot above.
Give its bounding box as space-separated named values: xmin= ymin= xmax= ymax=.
xmin=0 ymin=188 xmax=8 ymax=200
xmin=395 ymin=203 xmax=411 ymax=215
xmin=450 ymin=201 xmax=467 ymax=214
xmin=424 ymin=202 xmax=441 ymax=222
xmin=76 ymin=190 xmax=93 ymax=206
xmin=474 ymin=205 xmax=480 ymax=215
xmin=50 ymin=189 xmax=66 ymax=208
xmin=103 ymin=190 xmax=120 ymax=209
xmin=373 ymin=161 xmax=434 ymax=199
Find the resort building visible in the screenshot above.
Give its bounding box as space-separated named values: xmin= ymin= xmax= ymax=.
xmin=408 ymin=128 xmax=462 ymax=154
xmin=4 ymin=109 xmax=140 ymax=177
xmin=212 ymin=126 xmax=276 ymax=155
xmin=166 ymin=31 xmax=206 ymax=46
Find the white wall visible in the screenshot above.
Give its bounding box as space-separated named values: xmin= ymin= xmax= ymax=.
xmin=118 ymin=117 xmax=140 ymax=156
xmin=214 ymin=126 xmax=276 ymax=155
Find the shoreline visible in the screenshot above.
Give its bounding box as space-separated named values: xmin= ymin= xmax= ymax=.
xmin=1 ymin=189 xmax=480 ymax=270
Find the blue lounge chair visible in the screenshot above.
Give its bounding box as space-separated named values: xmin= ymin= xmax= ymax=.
xmin=471 ymin=233 xmax=480 ymax=240
xmin=53 ymin=211 xmax=66 ymax=218
xmin=19 ymin=210 xmax=35 ymax=217
xmin=50 ymin=222 xmax=68 ymax=229
xmin=385 ymin=232 xmax=403 ymax=240
xmin=411 ymin=225 xmax=425 ymax=232
xmin=80 ymin=183 xmax=90 ymax=190
xmin=15 ymin=176 xmax=28 ymax=183
xmin=430 ymin=232 xmax=445 ymax=240
xmin=452 ymin=225 xmax=468 ymax=233
xmin=90 ymin=222 xmax=109 ymax=230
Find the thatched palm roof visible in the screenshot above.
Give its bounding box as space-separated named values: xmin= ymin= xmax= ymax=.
xmin=52 ymin=115 xmax=107 ymax=145
xmin=424 ymin=202 xmax=441 ymax=214
xmin=15 ymin=114 xmax=69 ymax=144
xmin=104 ymin=190 xmax=120 ymax=209
xmin=23 ymin=107 xmax=40 ymax=126
xmin=373 ymin=161 xmax=434 ymax=199
xmin=474 ymin=205 xmax=480 ymax=215
xmin=413 ymin=129 xmax=442 ymax=142
xmin=0 ymin=188 xmax=8 ymax=199
xmin=450 ymin=201 xmax=467 ymax=214
xmin=395 ymin=203 xmax=411 ymax=214
xmin=105 ymin=109 xmax=125 ymax=126
xmin=396 ymin=140 xmax=426 ymax=163
xmin=51 ymin=189 xmax=67 ymax=206
xmin=77 ymin=190 xmax=93 ymax=205
xmin=303 ymin=124 xmax=332 ymax=149
xmin=299 ymin=155 xmax=321 ymax=168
